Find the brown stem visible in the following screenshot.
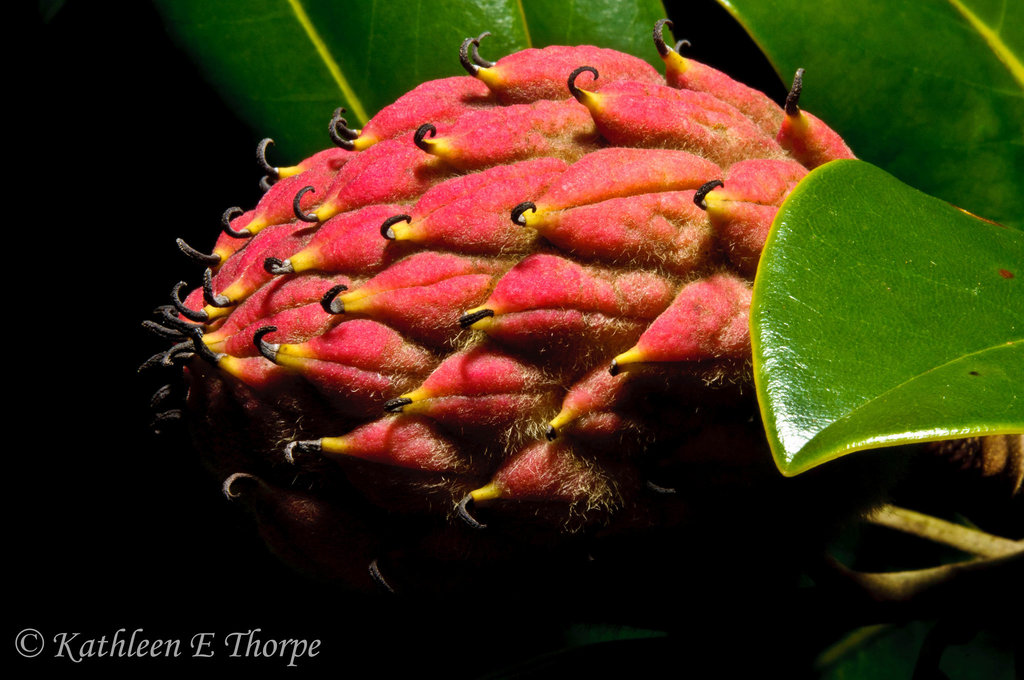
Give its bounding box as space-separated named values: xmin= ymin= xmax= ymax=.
xmin=813 ymin=550 xmax=1023 ymax=623
xmin=865 ymin=504 xmax=1023 ymax=558
xmin=813 ymin=624 xmax=889 ymax=671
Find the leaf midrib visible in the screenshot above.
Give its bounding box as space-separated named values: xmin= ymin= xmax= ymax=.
xmin=945 ymin=0 xmax=1024 ymax=90
xmin=802 ymin=336 xmax=1024 ymax=453
xmin=286 ymin=0 xmax=369 ymax=123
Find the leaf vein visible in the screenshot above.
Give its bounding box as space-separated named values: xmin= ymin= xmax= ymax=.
xmin=516 ymin=0 xmax=532 ymax=48
xmin=807 ymin=337 xmax=1024 ymax=449
xmin=945 ymin=0 xmax=1024 ymax=90
xmin=285 ymin=0 xmax=369 ymax=124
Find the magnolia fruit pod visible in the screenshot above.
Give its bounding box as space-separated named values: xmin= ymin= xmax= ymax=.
xmin=147 ymin=21 xmax=859 ymax=594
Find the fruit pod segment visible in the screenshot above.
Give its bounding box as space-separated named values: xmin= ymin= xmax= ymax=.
xmin=200 ymin=220 xmax=319 ymax=321
xmin=235 ymin=156 xmax=348 ymax=236
xmin=311 ymin=134 xmax=453 ymax=223
xmin=350 ymin=76 xmax=498 ymax=151
xmin=382 ymin=345 xmax=559 ymax=440
xmin=221 ymin=473 xmax=383 ymax=586
xmin=518 ymin=147 xmax=723 ymax=221
xmin=459 ymin=254 xmax=677 ymax=362
xmin=268 ymin=203 xmax=406 ymax=277
xmin=200 ymin=275 xmax=351 ymax=357
xmin=697 ymin=159 xmax=809 ymax=274
xmin=519 ymin=190 xmax=713 ymax=277
xmin=458 ymin=440 xmax=620 ymax=530
xmin=412 ymin=99 xmax=600 ymax=171
xmin=298 ymin=415 xmax=468 ymax=474
xmin=653 ymin=18 xmax=784 ymax=137
xmin=777 ymin=68 xmax=856 ymax=168
xmin=383 ymin=157 xmax=567 ymax=254
xmin=611 ymin=273 xmax=753 ymax=373
xmin=323 ymin=252 xmax=511 ymax=348
xmin=464 ymin=38 xmax=663 ymax=104
xmin=569 ymin=68 xmax=784 ymax=167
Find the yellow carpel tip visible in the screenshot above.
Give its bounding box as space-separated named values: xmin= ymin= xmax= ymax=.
xmin=476 ymin=66 xmax=502 ymax=89
xmin=611 ymin=347 xmax=646 ymax=371
xmin=219 ymin=280 xmax=250 ymax=303
xmin=244 ymin=216 xmax=268 ymax=235
xmin=269 ymin=345 xmax=312 ymax=371
xmin=276 ymin=165 xmax=303 ymax=179
xmin=664 ymin=49 xmax=689 ymax=74
xmin=783 ymin=110 xmax=810 ymax=132
xmin=336 ymin=287 xmax=373 ymax=314
xmin=352 ymin=135 xmax=376 ymax=151
xmin=460 ymin=306 xmax=496 ymax=331
xmin=388 ymin=220 xmax=416 ymax=241
xmin=217 ymin=354 xmax=243 ymax=375
xmin=399 ymin=387 xmax=434 ymax=405
xmin=421 ymin=137 xmax=453 ymax=159
xmin=200 ymin=327 xmax=226 ymax=347
xmin=703 ymin=191 xmax=727 ymax=212
xmin=275 ymin=342 xmax=314 ymax=360
xmin=548 ymin=409 xmax=576 ymax=433
xmin=319 ymin=436 xmax=351 ymax=455
xmin=514 ymin=202 xmax=548 ymax=229
xmin=203 ymin=304 xmax=234 ymax=322
xmin=286 ymin=249 xmax=316 ymax=273
xmin=573 ymin=87 xmax=602 ymax=112
xmin=470 ymin=482 xmax=503 ymax=503
xmin=314 ymin=205 xmax=337 ymax=223
xmin=385 ymin=387 xmax=434 ymax=415
xmin=338 ymin=288 xmax=370 ymax=302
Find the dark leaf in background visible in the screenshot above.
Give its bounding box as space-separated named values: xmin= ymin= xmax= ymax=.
xmin=720 ymin=0 xmax=1024 ymax=229
xmin=152 ymin=0 xmax=666 ymax=159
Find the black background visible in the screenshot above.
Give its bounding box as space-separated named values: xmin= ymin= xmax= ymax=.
xmin=14 ymin=2 xmax=823 ymax=677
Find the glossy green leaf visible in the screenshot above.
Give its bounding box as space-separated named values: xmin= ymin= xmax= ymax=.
xmin=151 ymin=0 xmax=666 ymax=159
xmin=716 ymin=0 xmax=1024 ymax=229
xmin=752 ymin=160 xmax=1024 ymax=476
xmin=817 ymin=622 xmax=1015 ymax=680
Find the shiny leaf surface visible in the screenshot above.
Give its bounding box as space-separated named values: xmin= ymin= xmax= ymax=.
xmin=752 ymin=160 xmax=1024 ymax=476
